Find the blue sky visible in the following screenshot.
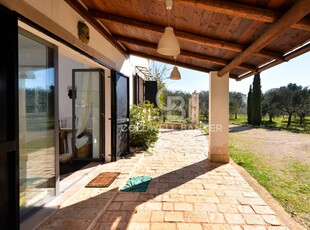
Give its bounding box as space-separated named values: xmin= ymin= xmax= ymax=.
xmin=163 ymin=51 xmax=310 ymax=95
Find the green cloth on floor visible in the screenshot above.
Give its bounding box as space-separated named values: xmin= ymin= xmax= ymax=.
xmin=120 ymin=176 xmax=152 ymax=192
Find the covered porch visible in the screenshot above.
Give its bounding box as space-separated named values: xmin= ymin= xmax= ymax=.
xmin=27 ymin=129 xmax=294 ymax=229
xmin=0 ymin=0 xmax=309 ymax=229
xmin=64 ymin=0 xmax=310 ymax=163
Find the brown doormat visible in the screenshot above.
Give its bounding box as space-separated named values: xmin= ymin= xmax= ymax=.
xmin=86 ymin=172 xmax=121 ymax=188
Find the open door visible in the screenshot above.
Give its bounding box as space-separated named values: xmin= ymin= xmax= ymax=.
xmin=111 ymin=70 xmax=130 ymax=161
xmin=0 ymin=5 xmax=19 ymax=229
xmin=72 ymin=69 xmax=105 ymax=161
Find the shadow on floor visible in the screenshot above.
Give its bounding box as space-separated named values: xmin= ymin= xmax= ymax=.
xmin=60 ymin=160 xmax=93 ymax=181
xmin=38 ymin=159 xmax=224 ymax=229
xmin=229 ymin=125 xmax=253 ymax=133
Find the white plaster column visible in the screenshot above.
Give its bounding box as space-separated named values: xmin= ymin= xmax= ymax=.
xmin=208 ymin=71 xmax=230 ymax=163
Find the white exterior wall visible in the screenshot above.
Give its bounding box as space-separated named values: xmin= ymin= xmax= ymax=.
xmin=120 ymin=56 xmax=150 ymax=105
xmin=1 ymin=0 xmax=125 ymax=69
xmin=58 ymin=54 xmax=84 ymax=120
xmin=1 ymin=0 xmax=151 ymax=163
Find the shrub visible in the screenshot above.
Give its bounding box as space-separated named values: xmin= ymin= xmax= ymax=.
xmin=129 ymin=102 xmax=159 ymax=150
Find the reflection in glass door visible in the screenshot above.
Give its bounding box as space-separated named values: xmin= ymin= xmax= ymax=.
xmin=18 ymin=30 xmax=56 ymax=219
xmin=72 ymin=70 xmax=104 ymax=161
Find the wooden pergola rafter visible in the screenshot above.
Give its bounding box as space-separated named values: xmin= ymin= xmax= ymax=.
xmin=218 ymin=0 xmax=310 ymax=77
xmin=65 ymin=0 xmax=310 ymax=80
xmin=90 ymin=10 xmax=283 ymax=61
xmin=115 ymin=35 xmax=257 ymax=72
xmin=238 ymin=42 xmax=310 ymax=80
xmin=177 ymin=0 xmax=310 ymax=32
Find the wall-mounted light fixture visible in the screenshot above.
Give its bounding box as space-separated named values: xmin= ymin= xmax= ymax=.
xmin=67 ymin=86 xmax=76 ymax=99
xmin=77 ymin=21 xmax=90 ymax=44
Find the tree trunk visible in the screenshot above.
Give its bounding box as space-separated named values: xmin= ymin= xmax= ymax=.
xmin=287 ymin=113 xmax=292 ymax=127
xmin=235 ymin=113 xmax=237 ymax=119
xmin=162 ymin=111 xmax=166 ymax=122
xmin=299 ymin=113 xmax=305 ymax=125
xmin=269 ymin=114 xmax=273 ymax=122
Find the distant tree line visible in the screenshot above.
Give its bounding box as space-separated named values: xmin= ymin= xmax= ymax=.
xmin=160 ymin=80 xmax=309 ymax=128
xmin=199 ymin=90 xmax=247 ymax=120
xmin=158 ymin=89 xmax=248 ymax=121
xmin=247 ymin=74 xmax=310 ymax=127
xmin=229 ymin=92 xmax=246 ymax=119
xmin=262 ymin=83 xmax=310 ymax=126
xmin=149 ymin=61 xmax=309 ymax=127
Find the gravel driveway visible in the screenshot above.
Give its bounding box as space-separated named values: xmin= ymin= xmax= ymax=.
xmin=229 ymin=125 xmax=310 ymax=167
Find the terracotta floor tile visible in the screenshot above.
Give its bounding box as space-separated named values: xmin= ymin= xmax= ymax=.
xmin=151 ymin=223 xmax=176 ymax=230
xmin=129 ymin=210 xmax=152 ymax=223
xmin=38 ymin=130 xmax=288 ymax=230
xmin=224 ymin=213 xmax=245 ymax=224
xmin=151 ymin=211 xmax=165 ymax=222
xmin=177 ymin=223 xmax=203 ymax=230
xmin=164 ymin=212 xmax=184 ymax=222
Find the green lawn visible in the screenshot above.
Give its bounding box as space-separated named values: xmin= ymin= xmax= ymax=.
xmin=229 ymin=114 xmax=310 ymax=133
xmin=229 ymin=144 xmax=310 ymax=228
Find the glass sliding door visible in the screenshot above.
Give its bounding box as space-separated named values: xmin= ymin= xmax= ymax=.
xmin=0 ymin=5 xmax=19 ymax=229
xmin=18 ymin=30 xmax=56 ymax=219
xmin=72 ymin=70 xmax=104 ymax=161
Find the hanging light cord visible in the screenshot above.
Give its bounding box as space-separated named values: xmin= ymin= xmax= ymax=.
xmin=168 ymin=8 xmax=171 ymax=27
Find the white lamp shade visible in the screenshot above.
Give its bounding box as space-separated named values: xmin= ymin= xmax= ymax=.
xmin=170 ymin=66 xmax=181 ymax=80
xmin=165 ymin=0 xmax=173 ymax=10
xmin=157 ymin=27 xmax=180 ymax=56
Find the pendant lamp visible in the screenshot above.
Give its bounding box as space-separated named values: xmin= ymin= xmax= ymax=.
xmin=157 ymin=0 xmax=180 ymax=56
xmin=157 ymin=27 xmax=180 ymax=56
xmin=170 ymin=55 xmax=181 ymax=80
xmin=165 ymin=0 xmax=173 ymax=10
xmin=170 ymin=66 xmax=181 ymax=80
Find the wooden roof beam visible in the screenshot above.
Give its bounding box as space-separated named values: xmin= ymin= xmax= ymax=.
xmin=130 ymin=51 xmax=212 ymax=73
xmin=64 ymin=0 xmax=128 ymax=57
xmin=90 ymin=10 xmax=283 ymax=60
xmin=219 ymin=0 xmax=310 ymax=77
xmin=284 ymin=42 xmax=310 ymax=61
xmin=236 ymin=42 xmax=310 ymax=81
xmin=177 ymin=0 xmax=310 ymax=31
xmin=131 ymin=51 xmax=238 ymax=79
xmin=115 ymin=35 xmax=257 ymax=72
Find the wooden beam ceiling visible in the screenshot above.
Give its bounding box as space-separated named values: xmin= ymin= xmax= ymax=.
xmin=218 ymin=0 xmax=310 ymax=77
xmin=90 ymin=10 xmax=283 ymax=60
xmin=115 ymin=35 xmax=257 ymax=72
xmin=237 ymin=42 xmax=310 ymax=80
xmin=66 ymin=0 xmax=309 ymax=80
xmin=284 ymin=43 xmax=310 ymax=61
xmin=177 ymin=0 xmax=310 ymax=32
xmin=131 ymin=51 xmax=239 ymax=79
xmin=130 ymin=51 xmax=212 ymax=73
xmin=64 ymin=0 xmax=128 ymax=57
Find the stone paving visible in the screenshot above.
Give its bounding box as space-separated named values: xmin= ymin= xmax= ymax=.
xmin=38 ymin=129 xmax=289 ymax=230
